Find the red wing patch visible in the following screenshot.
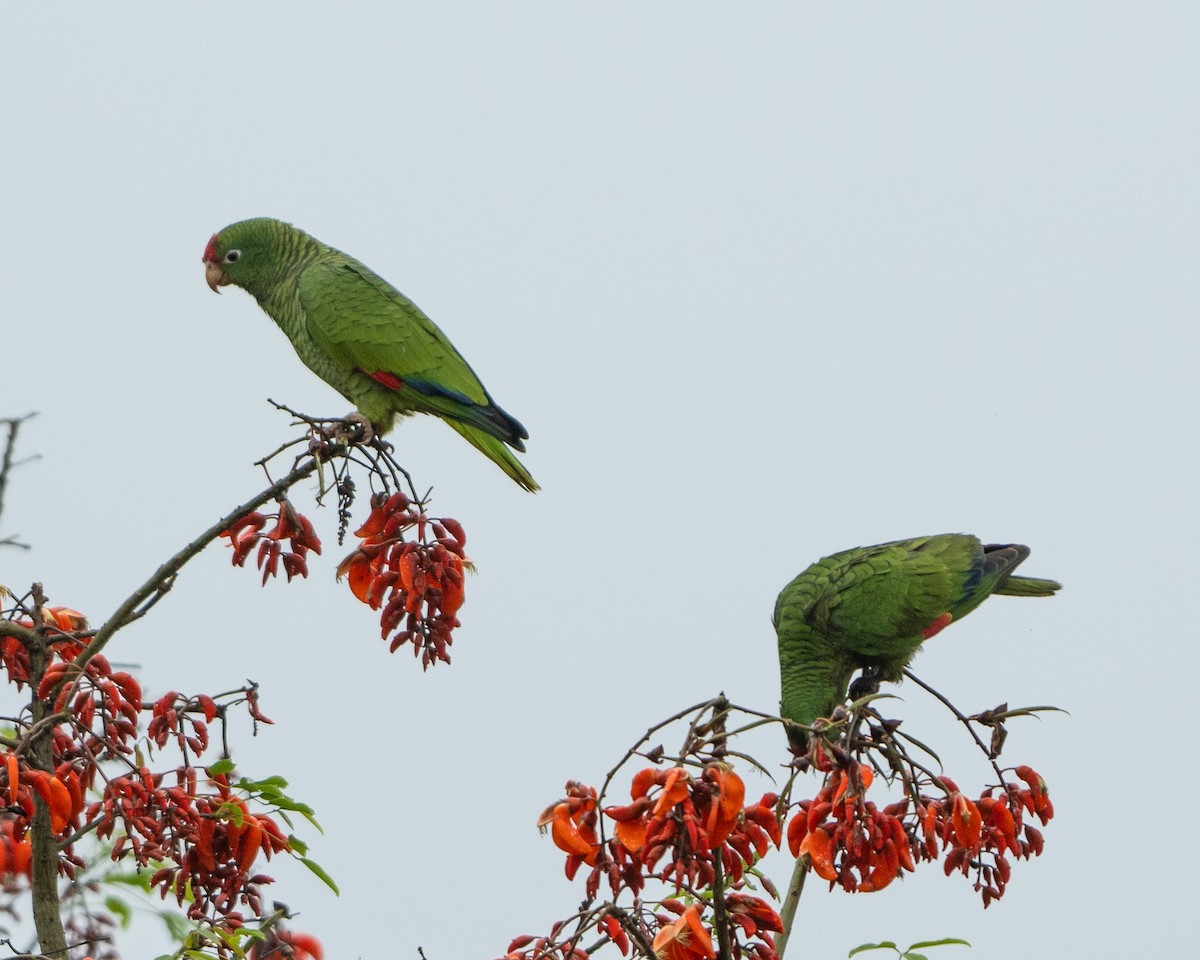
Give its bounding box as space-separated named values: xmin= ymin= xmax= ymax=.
xmin=366 ymin=370 xmax=405 ymax=391
xmin=921 ymin=611 xmax=954 ymax=640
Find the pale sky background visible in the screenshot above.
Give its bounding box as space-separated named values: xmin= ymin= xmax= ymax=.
xmin=2 ymin=3 xmax=1197 ymax=958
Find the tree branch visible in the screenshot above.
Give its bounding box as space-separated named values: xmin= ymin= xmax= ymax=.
xmin=0 ymin=413 xmax=38 ymax=549
xmin=25 ymin=586 xmax=68 ymax=959
xmin=775 ymin=853 xmax=809 ymax=958
xmin=72 ymin=456 xmax=320 ymax=672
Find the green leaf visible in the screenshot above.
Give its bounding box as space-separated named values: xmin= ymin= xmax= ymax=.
xmin=908 ymin=941 xmax=970 ymax=951
xmin=207 ymin=758 xmax=235 ymax=776
xmin=904 ymin=953 xmax=928 ymax=960
xmin=212 ymin=801 xmax=246 ymax=826
xmin=272 ymin=796 xmax=322 ymax=831
xmin=159 ymin=908 xmax=194 ymax=942
xmin=301 ymin=856 xmax=340 ymax=895
xmin=104 ymin=870 xmax=153 ymax=891
xmin=288 ymin=835 xmax=309 ymax=856
xmin=850 ymin=944 xmax=898 ymax=957
xmin=104 ymin=895 xmax=133 ymax=929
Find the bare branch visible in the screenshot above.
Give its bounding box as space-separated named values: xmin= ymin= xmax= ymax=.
xmin=0 ymin=412 xmax=38 ymax=548
xmin=72 ymin=455 xmax=321 ymax=673
xmin=775 ymin=853 xmax=809 ymax=958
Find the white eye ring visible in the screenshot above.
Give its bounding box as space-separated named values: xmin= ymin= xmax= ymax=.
xmin=224 ymin=249 xmax=241 ymax=264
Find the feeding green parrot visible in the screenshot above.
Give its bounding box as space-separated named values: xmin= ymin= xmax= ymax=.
xmin=774 ymin=534 xmax=1060 ymax=750
xmin=202 ymin=217 xmax=537 ymax=491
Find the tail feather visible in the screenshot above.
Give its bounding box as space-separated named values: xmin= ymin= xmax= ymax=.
xmin=995 ymin=575 xmax=1062 ymax=597
xmin=981 ymin=543 xmax=1061 ymax=598
xmin=405 ymin=381 xmax=530 ymax=452
xmin=980 ymin=543 xmax=1031 ymax=580
xmin=445 ymin=420 xmax=539 ymax=492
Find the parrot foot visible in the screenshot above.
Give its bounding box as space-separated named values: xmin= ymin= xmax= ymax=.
xmin=327 ymin=412 xmax=375 ymax=445
xmin=848 ymin=667 xmax=883 ymax=703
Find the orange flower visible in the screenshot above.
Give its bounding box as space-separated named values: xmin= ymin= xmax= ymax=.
xmin=652 ymin=768 xmax=691 ymax=817
xmin=857 ymin=839 xmax=899 ymax=892
xmin=799 ymin=826 xmax=838 ymax=882
xmin=0 ymin=821 xmax=31 ymax=878
xmin=630 ymin=768 xmax=657 ymax=799
xmin=950 ymin=792 xmax=982 ymax=849
xmin=541 ymin=795 xmax=599 ymax=867
xmin=45 ymin=607 xmax=88 ymax=632
xmin=725 ymin=894 xmax=783 ymax=937
xmin=602 ymin=915 xmax=630 ymax=956
xmin=615 ymin=817 xmax=648 ymax=854
xmin=786 ymin=810 xmax=808 ymax=857
xmin=336 ymin=551 xmax=376 ymax=605
xmin=651 ymin=905 xmax=714 ymax=960
xmin=703 ymin=765 xmax=745 ymax=847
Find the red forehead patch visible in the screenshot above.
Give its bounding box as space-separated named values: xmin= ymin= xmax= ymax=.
xmin=202 ymin=234 xmax=219 ymax=263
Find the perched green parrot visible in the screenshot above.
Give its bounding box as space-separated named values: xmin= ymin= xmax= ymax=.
xmin=202 ymin=217 xmax=537 ymax=491
xmin=774 ymin=534 xmax=1060 ymax=750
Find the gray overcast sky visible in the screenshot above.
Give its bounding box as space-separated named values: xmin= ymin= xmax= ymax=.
xmin=3 ymin=3 xmax=1197 ymax=958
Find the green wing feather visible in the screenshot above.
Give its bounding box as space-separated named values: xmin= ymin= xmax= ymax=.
xmin=297 ymin=255 xmax=538 ymax=490
xmin=811 ymin=537 xmax=963 ymax=658
xmin=298 ymin=258 xmax=491 ymax=406
xmin=775 ymin=534 xmax=1060 ymax=750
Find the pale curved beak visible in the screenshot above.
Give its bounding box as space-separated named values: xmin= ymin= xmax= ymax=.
xmin=204 ymin=260 xmax=231 ymax=293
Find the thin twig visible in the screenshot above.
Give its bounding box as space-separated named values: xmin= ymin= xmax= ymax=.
xmin=609 ymin=905 xmax=656 ymax=958
xmin=0 ymin=413 xmax=38 ymax=548
xmin=903 ymin=670 xmax=1008 ymax=785
xmin=710 ymin=854 xmax=734 ymax=960
xmin=596 ymin=699 xmax=722 ymax=809
xmin=71 ymin=457 xmax=320 ymax=673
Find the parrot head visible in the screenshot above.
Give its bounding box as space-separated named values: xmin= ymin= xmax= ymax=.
xmin=202 ymin=218 xmax=279 ymax=294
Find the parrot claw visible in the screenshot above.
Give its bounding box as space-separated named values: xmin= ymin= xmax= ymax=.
xmin=328 ymin=412 xmax=375 ymax=445
xmin=848 ymin=667 xmax=883 ymax=703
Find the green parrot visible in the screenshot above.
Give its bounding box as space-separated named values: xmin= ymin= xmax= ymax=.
xmin=774 ymin=534 xmax=1060 ymax=750
xmin=202 ymin=217 xmax=537 ymax=491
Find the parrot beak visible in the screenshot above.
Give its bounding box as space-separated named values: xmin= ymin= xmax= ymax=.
xmin=204 ymin=260 xmax=231 ymax=293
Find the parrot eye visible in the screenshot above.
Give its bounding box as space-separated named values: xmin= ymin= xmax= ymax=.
xmin=224 ymin=249 xmax=241 ymax=264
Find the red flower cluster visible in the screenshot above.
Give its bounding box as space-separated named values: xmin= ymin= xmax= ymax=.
xmin=0 ymin=605 xmax=87 ymax=690
xmin=222 ymin=499 xmax=322 ymax=584
xmin=786 ymin=759 xmax=1053 ymax=905
xmin=92 ymin=766 xmax=290 ymax=924
xmin=0 ymin=597 xmax=321 ymax=953
xmin=336 ymin=491 xmax=469 ymax=668
xmin=40 ymin=651 xmax=143 ymax=762
xmin=934 ymin=766 xmax=1053 ymax=906
xmin=6 ymin=759 xmax=87 ymax=840
xmin=787 ymin=762 xmax=912 ymax=893
xmin=601 ymin=766 xmax=780 ymax=892
xmin=0 ymin=751 xmax=85 ymax=880
xmin=148 ymin=691 xmax=222 ymax=756
xmin=521 ymin=767 xmax=784 ymax=960
xmin=725 ymin=894 xmax=785 ymax=946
